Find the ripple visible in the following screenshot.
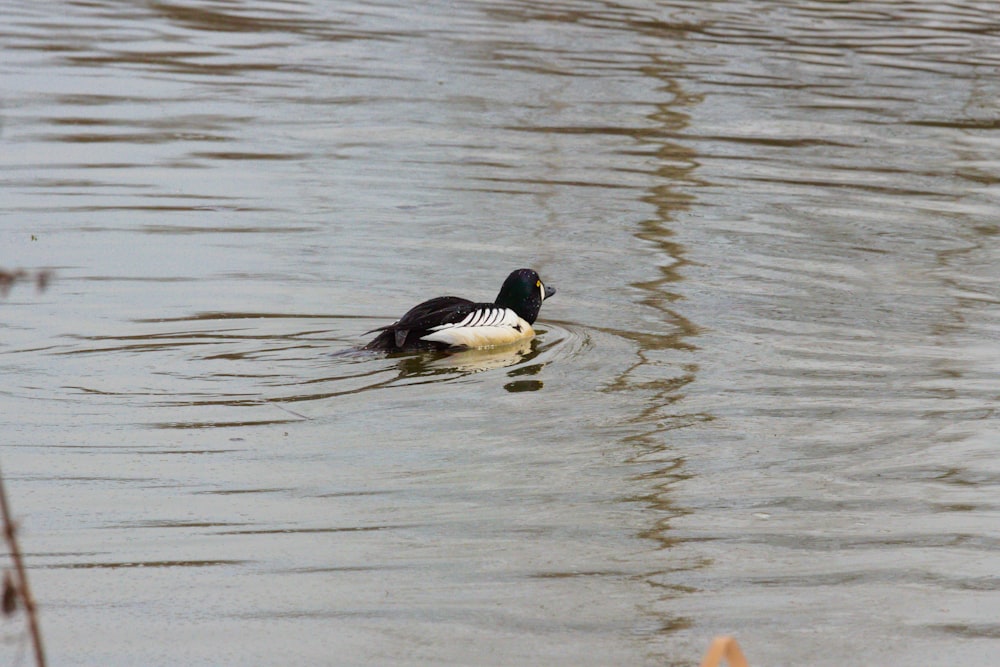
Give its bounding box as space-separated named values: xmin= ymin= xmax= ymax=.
xmin=31 ymin=312 xmax=604 ymax=428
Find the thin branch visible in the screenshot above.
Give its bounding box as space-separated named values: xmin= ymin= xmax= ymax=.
xmin=0 ymin=464 xmax=47 ymax=667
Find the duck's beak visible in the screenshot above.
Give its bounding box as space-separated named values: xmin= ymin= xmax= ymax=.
xmin=543 ymin=284 xmax=556 ymax=300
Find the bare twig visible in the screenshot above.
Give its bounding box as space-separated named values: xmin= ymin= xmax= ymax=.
xmin=0 ymin=269 xmax=53 ymax=297
xmin=0 ymin=264 xmax=51 ymax=666
xmin=0 ymin=464 xmax=46 ymax=667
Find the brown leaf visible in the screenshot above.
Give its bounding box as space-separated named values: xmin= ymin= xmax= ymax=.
xmin=2 ymin=571 xmax=18 ymax=616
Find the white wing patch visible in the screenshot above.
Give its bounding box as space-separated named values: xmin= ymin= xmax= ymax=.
xmin=420 ymin=307 xmax=534 ymax=348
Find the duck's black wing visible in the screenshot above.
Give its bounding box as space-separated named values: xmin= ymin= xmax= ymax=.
xmin=364 ymin=296 xmax=477 ymax=351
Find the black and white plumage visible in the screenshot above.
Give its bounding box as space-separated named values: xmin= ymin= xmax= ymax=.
xmin=364 ymin=269 xmax=556 ymax=352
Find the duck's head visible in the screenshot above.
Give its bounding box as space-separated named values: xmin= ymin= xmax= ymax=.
xmin=495 ymin=268 xmax=555 ymax=324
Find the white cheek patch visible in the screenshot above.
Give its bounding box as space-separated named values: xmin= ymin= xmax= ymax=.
xmin=421 ymin=308 xmax=534 ymax=349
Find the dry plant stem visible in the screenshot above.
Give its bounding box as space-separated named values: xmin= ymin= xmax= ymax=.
xmin=0 ymin=465 xmax=47 ymax=667
xmin=700 ymin=636 xmax=750 ymax=667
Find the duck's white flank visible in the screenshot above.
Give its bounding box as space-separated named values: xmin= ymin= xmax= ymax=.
xmin=420 ymin=307 xmax=534 ymax=348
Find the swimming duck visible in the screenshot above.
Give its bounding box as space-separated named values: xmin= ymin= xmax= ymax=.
xmin=364 ymin=268 xmax=555 ymax=351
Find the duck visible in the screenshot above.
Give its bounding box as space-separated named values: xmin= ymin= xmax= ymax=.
xmin=364 ymin=268 xmax=555 ymax=351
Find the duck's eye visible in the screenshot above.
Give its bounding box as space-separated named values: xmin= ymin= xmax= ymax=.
xmin=536 ymin=280 xmax=541 ymax=288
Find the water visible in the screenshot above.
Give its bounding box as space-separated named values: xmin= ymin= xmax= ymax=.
xmin=2 ymin=1 xmax=999 ymax=665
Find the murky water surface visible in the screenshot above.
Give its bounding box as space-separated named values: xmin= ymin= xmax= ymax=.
xmin=2 ymin=1 xmax=999 ymax=664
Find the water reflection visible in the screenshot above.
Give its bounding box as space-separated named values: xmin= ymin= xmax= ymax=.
xmin=382 ymin=337 xmax=537 ymax=375
xmin=622 ymin=63 xmax=707 ymax=648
